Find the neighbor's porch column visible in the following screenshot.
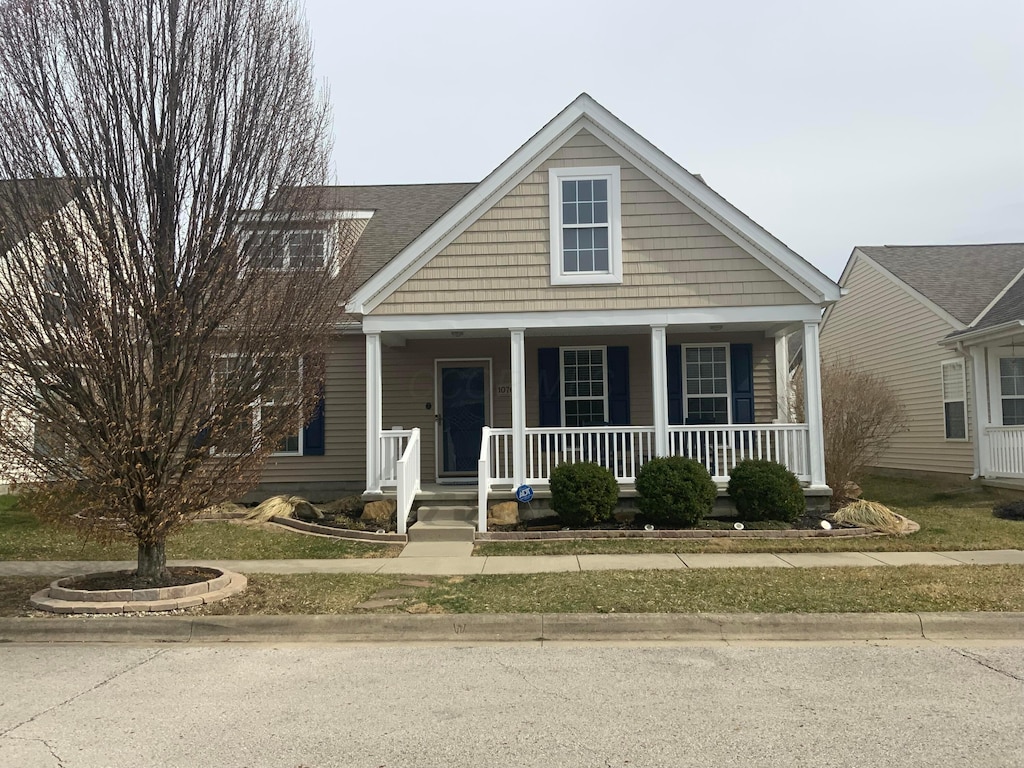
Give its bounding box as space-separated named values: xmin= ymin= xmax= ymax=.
xmin=970 ymin=345 xmax=991 ymax=478
xmin=802 ymin=320 xmax=827 ymax=488
xmin=365 ymin=332 xmax=383 ymax=493
xmin=510 ymin=328 xmax=527 ymax=487
xmin=775 ymin=331 xmax=791 ymax=423
xmin=651 ymin=324 xmax=669 ymax=457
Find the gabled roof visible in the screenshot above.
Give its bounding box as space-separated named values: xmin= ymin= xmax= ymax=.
xmin=856 ymin=244 xmax=1024 ymax=325
xmin=346 ymin=93 xmax=841 ymax=314
xmin=0 ymin=178 xmax=75 ymax=254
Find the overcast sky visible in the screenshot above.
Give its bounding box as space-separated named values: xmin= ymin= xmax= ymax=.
xmin=303 ymin=0 xmax=1024 ymax=280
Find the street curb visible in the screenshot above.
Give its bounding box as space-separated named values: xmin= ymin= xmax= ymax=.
xmin=1 ymin=612 xmax=1022 ymax=644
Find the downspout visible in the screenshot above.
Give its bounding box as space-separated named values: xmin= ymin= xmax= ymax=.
xmin=953 ymin=341 xmax=981 ymax=480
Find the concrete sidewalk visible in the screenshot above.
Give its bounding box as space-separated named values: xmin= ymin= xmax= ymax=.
xmin=2 ymin=548 xmax=1023 ymax=577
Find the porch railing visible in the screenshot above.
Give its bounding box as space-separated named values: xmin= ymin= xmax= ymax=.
xmin=479 ymin=423 xmax=811 ymax=486
xmin=377 ymin=427 xmax=413 ymax=488
xmin=395 ymin=428 xmax=421 ymax=535
xmin=667 ymin=424 xmax=810 ymax=483
xmin=986 ymin=425 xmax=1024 ymax=478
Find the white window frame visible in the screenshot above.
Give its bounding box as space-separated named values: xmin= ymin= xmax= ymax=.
xmin=246 ymin=228 xmax=331 ymax=271
xmin=211 ymin=354 xmax=304 ymax=456
xmin=940 ymin=359 xmax=968 ymax=440
xmin=995 ymin=355 xmax=1024 ymax=428
xmin=682 ymin=343 xmax=732 ymax=425
xmin=560 ymin=346 xmax=609 ymax=427
xmin=548 ymin=166 xmax=622 ymax=286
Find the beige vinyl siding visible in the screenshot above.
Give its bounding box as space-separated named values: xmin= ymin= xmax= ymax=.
xmin=260 ymin=333 xmax=366 ymax=486
xmin=374 ymin=129 xmax=808 ymax=315
xmin=819 ymin=256 xmax=974 ymax=475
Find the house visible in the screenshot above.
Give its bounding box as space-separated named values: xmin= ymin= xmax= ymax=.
xmin=254 ymin=94 xmax=841 ymax=531
xmin=819 ymin=243 xmax=1024 ymax=485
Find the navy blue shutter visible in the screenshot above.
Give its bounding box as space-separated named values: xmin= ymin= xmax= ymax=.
xmin=667 ymin=345 xmax=683 ymax=424
xmin=538 ymin=347 xmax=561 ymax=427
xmin=303 ymin=385 xmax=325 ymax=455
xmin=606 ymin=346 xmax=630 ymax=425
xmin=191 ymin=423 xmax=211 ymax=452
xmin=730 ymin=343 xmax=755 ymax=424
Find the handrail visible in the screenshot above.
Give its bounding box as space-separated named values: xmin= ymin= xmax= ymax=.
xmin=477 ymin=426 xmax=491 ymax=533
xmin=378 ymin=428 xmax=414 ymax=488
xmin=395 ymin=427 xmax=420 ymax=535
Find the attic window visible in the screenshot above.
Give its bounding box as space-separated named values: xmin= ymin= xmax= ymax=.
xmin=549 ymin=166 xmax=622 ymax=286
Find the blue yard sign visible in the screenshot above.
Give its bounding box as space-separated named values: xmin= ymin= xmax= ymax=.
xmin=515 ymin=484 xmax=534 ymax=503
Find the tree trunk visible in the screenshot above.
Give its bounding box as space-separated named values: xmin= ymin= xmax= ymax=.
xmin=136 ymin=540 xmax=170 ymax=585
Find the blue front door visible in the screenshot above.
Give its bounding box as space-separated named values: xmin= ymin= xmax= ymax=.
xmin=439 ymin=364 xmax=487 ymax=476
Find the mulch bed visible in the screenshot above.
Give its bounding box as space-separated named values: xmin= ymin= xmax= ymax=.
xmin=63 ymin=566 xmax=222 ymax=591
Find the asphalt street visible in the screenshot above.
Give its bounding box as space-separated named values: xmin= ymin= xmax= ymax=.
xmin=1 ymin=640 xmax=1022 ymax=767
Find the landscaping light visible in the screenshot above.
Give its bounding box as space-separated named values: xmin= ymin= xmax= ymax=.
xmin=820 ymin=520 xmax=832 ymax=530
xmin=644 ymin=524 xmax=655 ymax=531
xmin=734 ymin=522 xmax=744 ymax=530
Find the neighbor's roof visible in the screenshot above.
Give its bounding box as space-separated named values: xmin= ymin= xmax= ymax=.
xmin=858 ymin=243 xmax=1024 ymax=326
xmin=0 ymin=178 xmax=75 ymax=253
xmin=297 ymin=183 xmax=477 ymax=292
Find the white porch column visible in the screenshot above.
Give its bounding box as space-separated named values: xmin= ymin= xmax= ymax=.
xmin=802 ymin=320 xmax=827 ymax=488
xmin=650 ymin=324 xmax=669 ymax=457
xmin=970 ymin=345 xmax=990 ymax=478
xmin=775 ymin=332 xmax=791 ymax=423
xmin=365 ymin=332 xmax=383 ymax=493
xmin=510 ymin=329 xmax=527 ymax=487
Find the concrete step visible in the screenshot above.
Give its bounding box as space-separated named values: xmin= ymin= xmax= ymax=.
xmin=398 ymin=541 xmax=474 ymax=558
xmin=408 ymin=519 xmax=476 ymax=543
xmin=415 ymin=505 xmax=477 ymax=524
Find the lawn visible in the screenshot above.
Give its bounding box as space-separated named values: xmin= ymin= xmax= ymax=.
xmin=474 ymin=474 xmax=1024 ymax=556
xmin=0 ymin=495 xmax=401 ymax=561
xmin=4 ymin=565 xmax=1023 ymax=617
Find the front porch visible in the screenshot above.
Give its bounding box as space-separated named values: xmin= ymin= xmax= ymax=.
xmin=362 ymin=313 xmax=829 ymax=533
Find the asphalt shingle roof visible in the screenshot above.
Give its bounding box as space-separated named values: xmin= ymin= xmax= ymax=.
xmin=0 ymin=178 xmax=74 ymax=254
xmin=858 ymin=244 xmax=1024 ymax=325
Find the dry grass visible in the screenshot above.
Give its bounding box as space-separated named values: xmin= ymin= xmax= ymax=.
xmin=833 ymin=500 xmax=905 ymax=534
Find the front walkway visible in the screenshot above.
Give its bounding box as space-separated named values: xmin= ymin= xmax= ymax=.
xmin=3 ymin=549 xmax=1023 ymax=577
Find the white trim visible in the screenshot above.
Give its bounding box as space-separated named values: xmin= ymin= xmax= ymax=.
xmin=434 ymin=358 xmax=493 ymax=480
xmin=510 ymin=331 xmax=527 ymax=487
xmin=365 ymin=333 xmax=382 ymax=493
xmin=650 ymin=325 xmax=669 ymax=456
xmin=239 ymin=209 xmax=375 ymax=222
xmin=939 ymin=320 xmax=1024 ymax=347
xmin=548 ymin=166 xmax=622 ymax=286
xmin=988 ymin=349 xmax=1024 ymax=428
xmin=774 ymin=332 xmax=791 ymax=422
xmin=970 ymin=264 xmax=1024 ymax=326
xmin=347 ymin=93 xmax=839 ymax=314
xmin=559 ymin=346 xmax=609 ymax=427
xmin=802 ymin=320 xmax=827 ymax=487
xmin=680 ymin=343 xmax=732 ymax=424
xmin=970 ymin=345 xmax=990 ymax=476
xmin=940 ymin=358 xmax=969 ymax=441
xmin=362 ymin=304 xmax=824 ymax=334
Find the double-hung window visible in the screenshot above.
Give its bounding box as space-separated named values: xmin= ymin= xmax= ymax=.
xmin=684 ymin=345 xmax=730 ymax=424
xmin=549 ymin=166 xmax=622 ymax=285
xmin=211 ymin=355 xmax=302 ymax=455
xmin=562 ymin=347 xmax=607 ymax=427
xmin=999 ymin=357 xmax=1024 ymax=426
xmin=247 ymin=230 xmax=327 ymax=270
xmin=941 ymin=359 xmax=967 ymax=439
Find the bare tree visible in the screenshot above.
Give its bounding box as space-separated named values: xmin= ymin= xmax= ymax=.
xmin=0 ymin=0 xmax=351 ymax=584
xmin=795 ymin=357 xmax=906 ymax=509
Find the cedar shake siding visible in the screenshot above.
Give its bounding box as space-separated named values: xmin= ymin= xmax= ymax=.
xmin=373 ymin=129 xmax=809 ymax=315
xmin=819 ymin=256 xmax=974 ymax=475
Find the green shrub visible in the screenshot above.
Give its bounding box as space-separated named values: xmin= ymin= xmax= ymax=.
xmin=635 ymin=456 xmax=716 ymax=528
xmin=727 ymin=459 xmax=805 ymax=523
xmin=549 ymin=462 xmax=619 ymax=528
xmin=993 ymin=499 xmax=1024 ymax=521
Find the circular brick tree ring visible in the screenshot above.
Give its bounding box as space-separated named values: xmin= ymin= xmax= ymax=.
xmin=30 ymin=567 xmax=247 ymax=614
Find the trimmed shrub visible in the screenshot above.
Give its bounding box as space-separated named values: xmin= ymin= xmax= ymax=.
xmin=993 ymin=499 xmax=1024 ymax=521
xmin=635 ymin=456 xmax=716 ymax=528
xmin=727 ymin=459 xmax=805 ymax=523
xmin=549 ymin=461 xmax=619 ymax=528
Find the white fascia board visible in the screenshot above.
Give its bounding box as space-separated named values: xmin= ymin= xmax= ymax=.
xmin=970 ymin=264 xmax=1024 ymax=327
xmin=938 ymin=320 xmax=1024 ymax=348
xmin=347 ymin=103 xmax=592 ymax=314
xmin=348 ymin=93 xmax=838 ymax=314
xmin=852 ymin=249 xmax=966 ymax=330
xmin=240 ymin=209 xmax=375 ymax=223
xmin=575 ymin=104 xmax=839 ymax=305
xmin=362 ymin=304 xmax=823 ymax=334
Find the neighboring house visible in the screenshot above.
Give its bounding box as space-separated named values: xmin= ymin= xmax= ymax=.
xmin=820 ymin=243 xmax=1024 ymax=485
xmin=254 ymin=94 xmax=841 ymax=529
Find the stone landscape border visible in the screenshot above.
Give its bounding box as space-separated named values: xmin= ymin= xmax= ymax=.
xmin=271 ymin=516 xmax=407 ymax=543
xmin=29 ymin=568 xmax=247 ymax=614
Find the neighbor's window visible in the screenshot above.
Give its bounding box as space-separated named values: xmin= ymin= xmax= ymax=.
xmin=941 ymin=359 xmax=967 ymax=439
xmin=549 ymin=166 xmax=621 ymax=286
xmin=562 ymin=347 xmax=607 ymax=427
xmin=684 ymin=345 xmax=730 ymax=425
xmin=999 ymin=357 xmax=1024 ymax=426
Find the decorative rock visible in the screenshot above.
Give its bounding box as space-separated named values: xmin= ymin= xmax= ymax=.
xmin=844 ymin=482 xmax=863 ymax=500
xmin=488 ymin=501 xmax=519 ymax=526
xmin=321 ymin=496 xmax=364 ymax=516
xmin=361 ymin=498 xmax=396 ymax=524
xmin=354 ymin=597 xmax=405 ymax=610
xmin=197 ymin=501 xmax=248 ymax=520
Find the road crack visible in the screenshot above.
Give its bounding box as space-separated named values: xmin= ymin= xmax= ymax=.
xmin=0 ymin=648 xmax=168 ymax=738
xmin=950 ymin=647 xmax=1024 ymax=683
xmin=4 ymin=735 xmax=66 ymax=767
